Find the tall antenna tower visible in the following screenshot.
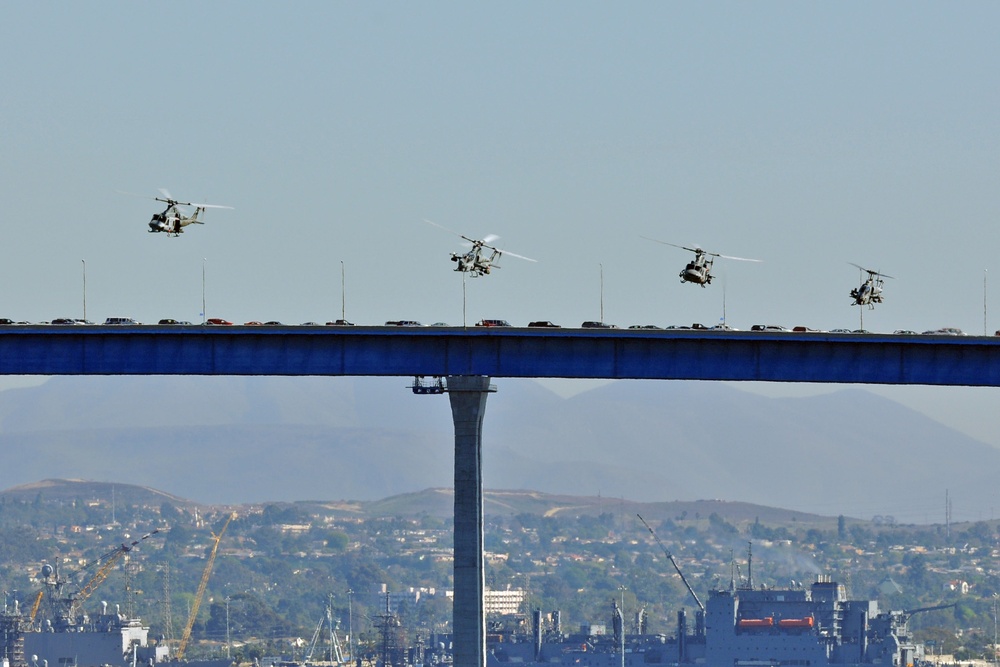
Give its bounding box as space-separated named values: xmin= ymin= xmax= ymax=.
xmin=946 ymin=490 xmax=952 ymax=541
xmin=161 ymin=565 xmax=174 ymax=642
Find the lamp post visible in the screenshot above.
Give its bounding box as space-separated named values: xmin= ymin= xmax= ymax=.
xmin=347 ymin=589 xmax=354 ymax=663
xmin=340 ymin=260 xmax=346 ymax=322
xmin=81 ymin=260 xmax=87 ymax=322
xmin=993 ymin=593 xmax=997 ymax=667
xmin=600 ymin=263 xmax=605 ymax=323
xmin=618 ymin=585 xmax=626 ymax=667
xmin=201 ymin=258 xmax=207 ymax=324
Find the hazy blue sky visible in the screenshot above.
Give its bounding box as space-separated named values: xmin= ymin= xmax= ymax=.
xmin=2 ymin=4 xmax=1000 ymax=448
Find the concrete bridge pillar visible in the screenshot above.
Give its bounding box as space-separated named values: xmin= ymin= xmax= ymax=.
xmin=447 ymin=375 xmax=494 ymax=667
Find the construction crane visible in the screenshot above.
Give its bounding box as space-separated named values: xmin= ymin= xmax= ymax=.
xmin=176 ymin=513 xmax=235 ymax=661
xmin=38 ymin=530 xmax=161 ymax=624
xmin=637 ymin=514 xmax=705 ymax=612
xmin=28 ymin=590 xmax=44 ymax=622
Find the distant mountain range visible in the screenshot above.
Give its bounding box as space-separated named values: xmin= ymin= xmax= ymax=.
xmin=0 ymin=479 xmax=835 ymax=526
xmin=0 ymin=376 xmax=995 ymax=522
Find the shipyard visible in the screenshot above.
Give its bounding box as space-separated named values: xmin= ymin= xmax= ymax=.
xmin=0 ymin=481 xmax=994 ymax=667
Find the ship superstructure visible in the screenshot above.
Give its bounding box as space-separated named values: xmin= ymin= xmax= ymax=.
xmin=487 ymin=574 xmax=928 ymax=667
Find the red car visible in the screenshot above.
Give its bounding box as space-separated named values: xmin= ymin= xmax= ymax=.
xmin=205 ymin=318 xmax=233 ymax=326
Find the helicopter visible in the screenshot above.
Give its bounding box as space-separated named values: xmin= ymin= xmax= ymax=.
xmin=641 ymin=237 xmax=761 ymax=286
xmin=131 ymin=189 xmax=233 ymax=236
xmin=425 ymin=219 xmax=536 ymax=277
xmin=849 ymin=263 xmax=893 ymax=308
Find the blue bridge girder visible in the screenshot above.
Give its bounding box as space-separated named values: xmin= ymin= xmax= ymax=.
xmin=0 ymin=325 xmax=998 ymax=385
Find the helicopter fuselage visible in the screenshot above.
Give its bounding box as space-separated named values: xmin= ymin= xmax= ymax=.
xmin=680 ymin=255 xmax=714 ymax=286
xmin=451 ymin=246 xmax=500 ymax=277
xmin=850 ymin=279 xmax=883 ymax=307
xmin=148 ymin=205 xmax=205 ymax=236
xmin=149 ymin=211 xmax=181 ymax=235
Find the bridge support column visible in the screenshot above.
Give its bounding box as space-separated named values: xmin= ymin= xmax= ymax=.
xmin=447 ymin=375 xmax=494 ymax=667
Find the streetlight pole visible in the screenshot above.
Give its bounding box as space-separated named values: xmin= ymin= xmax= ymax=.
xmin=993 ymin=593 xmax=997 ymax=667
xmin=81 ymin=260 xmax=87 ymax=322
xmin=347 ymin=589 xmax=354 ymax=664
xmin=201 ymin=258 xmax=207 ymax=324
xmin=341 ymin=260 xmax=346 ymax=322
xmin=618 ymin=585 xmax=626 ymax=667
xmin=985 ymin=269 xmax=989 ymax=337
xmin=225 ymin=596 xmax=231 ymax=659
xmin=600 ymin=263 xmax=604 ymax=323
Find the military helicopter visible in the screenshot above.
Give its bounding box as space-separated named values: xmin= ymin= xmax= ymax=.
xmin=129 ymin=189 xmax=233 ymax=236
xmin=849 ymin=263 xmax=893 ymax=308
xmin=641 ymin=237 xmax=761 ymax=286
xmin=425 ymin=219 xmax=536 ymax=276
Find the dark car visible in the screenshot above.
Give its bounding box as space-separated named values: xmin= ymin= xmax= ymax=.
xmin=528 ymin=321 xmax=561 ymax=328
xmin=326 ymin=319 xmax=355 ymax=326
xmin=385 ymin=320 xmax=422 ymax=326
xmin=263 ymin=321 xmax=284 ymax=326
xmin=158 ymin=319 xmax=181 ymax=325
xmin=581 ymin=321 xmax=618 ymax=328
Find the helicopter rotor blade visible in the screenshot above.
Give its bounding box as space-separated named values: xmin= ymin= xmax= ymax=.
xmin=158 ymin=188 xmax=180 ymax=203
xmin=493 ymin=248 xmax=537 ymax=263
xmin=426 ymin=219 xmax=504 ymax=247
xmin=424 ymin=218 xmax=477 ymax=244
xmin=189 ymin=203 xmax=234 ymax=210
xmin=849 ymin=262 xmax=893 ymax=279
xmin=716 ymin=253 xmax=762 ymax=263
xmin=640 ymin=236 xmax=701 ymax=254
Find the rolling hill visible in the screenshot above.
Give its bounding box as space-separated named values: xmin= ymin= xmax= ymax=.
xmin=0 ymin=376 xmax=994 ymax=522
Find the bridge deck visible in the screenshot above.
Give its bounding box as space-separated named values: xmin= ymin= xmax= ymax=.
xmin=1 ymin=325 xmax=998 ymax=385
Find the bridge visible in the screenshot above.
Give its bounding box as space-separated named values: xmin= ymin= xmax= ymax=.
xmin=3 ymin=324 xmax=999 ymax=667
xmin=2 ymin=324 xmax=999 ymax=384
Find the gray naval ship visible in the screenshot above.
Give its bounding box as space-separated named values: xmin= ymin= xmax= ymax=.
xmin=0 ymin=598 xmax=231 ymax=667
xmin=487 ymin=574 xmax=937 ymax=667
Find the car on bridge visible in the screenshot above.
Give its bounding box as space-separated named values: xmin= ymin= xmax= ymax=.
xmin=104 ymin=317 xmax=140 ymax=325
xmin=205 ymin=318 xmax=233 ymax=326
xmin=385 ymin=320 xmax=423 ymax=326
xmin=581 ymin=321 xmax=618 ymax=328
xmin=476 ymin=319 xmax=511 ymax=327
xmin=326 ymin=319 xmax=355 ymax=326
xmin=528 ymin=321 xmax=561 ymax=328
xmin=923 ymin=327 xmax=966 ymax=335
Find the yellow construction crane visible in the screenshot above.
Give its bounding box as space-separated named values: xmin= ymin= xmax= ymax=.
xmin=176 ymin=513 xmax=235 ymax=661
xmin=28 ymin=590 xmax=44 ymax=622
xmin=37 ymin=530 xmax=161 ymax=624
xmin=70 ymin=530 xmax=161 ymax=619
